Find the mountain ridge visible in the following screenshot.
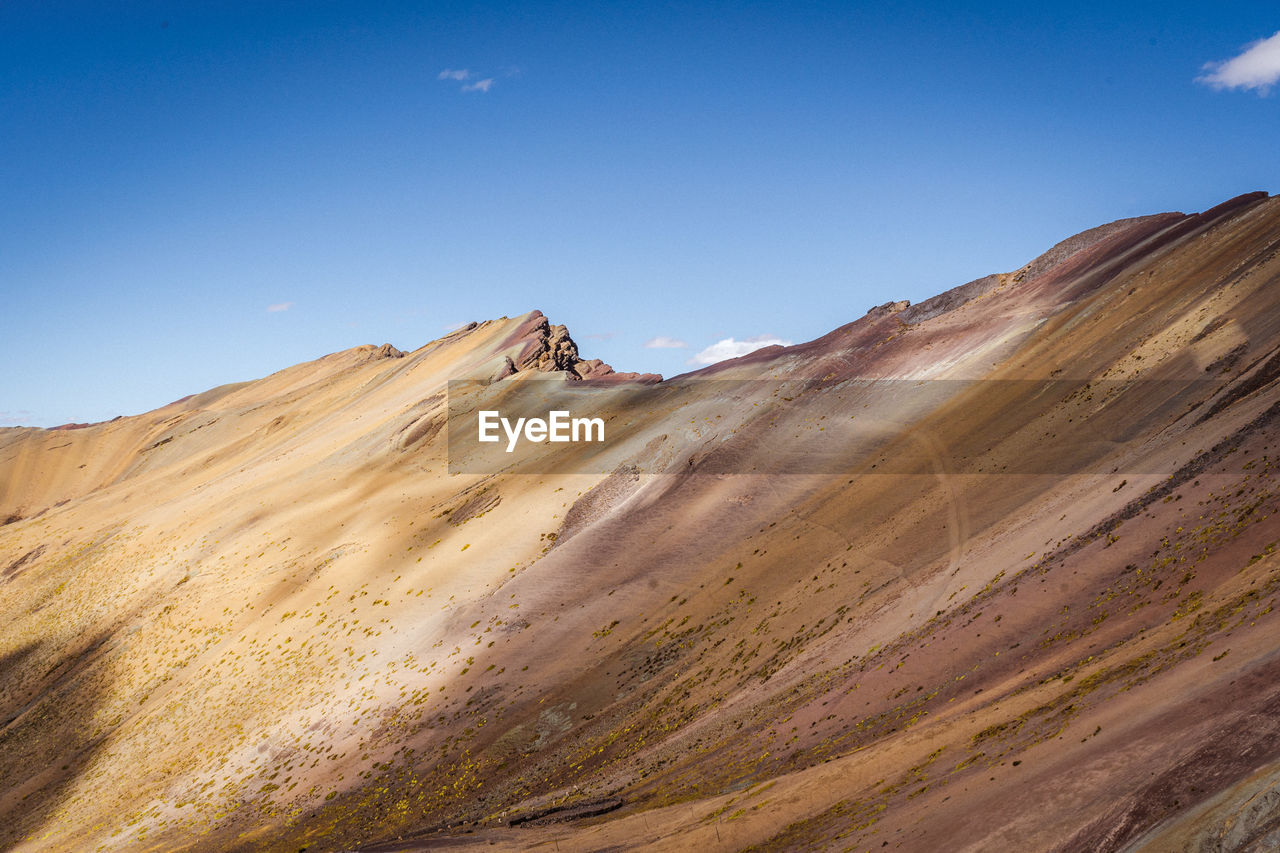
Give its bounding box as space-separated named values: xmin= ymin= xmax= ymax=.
xmin=2 ymin=191 xmax=1280 ymax=852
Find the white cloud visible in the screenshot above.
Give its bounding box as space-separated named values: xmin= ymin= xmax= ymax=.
xmin=644 ymin=336 xmax=689 ymax=349
xmin=438 ymin=68 xmax=471 ymax=81
xmin=687 ymin=335 xmax=792 ymax=366
xmin=443 ymin=320 xmax=469 ymax=332
xmin=462 ymin=78 xmax=494 ymax=93
xmin=266 ymin=302 xmax=293 ymax=313
xmin=1197 ymin=31 xmax=1280 ymax=93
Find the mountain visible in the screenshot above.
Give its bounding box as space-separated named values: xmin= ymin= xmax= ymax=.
xmin=2 ymin=191 xmax=1280 ymax=852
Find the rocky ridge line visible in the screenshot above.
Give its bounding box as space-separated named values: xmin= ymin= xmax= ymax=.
xmin=499 ymin=310 xmax=660 ymax=383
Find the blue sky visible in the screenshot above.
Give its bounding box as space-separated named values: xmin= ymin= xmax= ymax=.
xmin=3 ymin=2 xmax=1279 ymax=426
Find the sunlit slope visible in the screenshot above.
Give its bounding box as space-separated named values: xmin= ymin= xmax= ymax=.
xmin=2 ymin=192 xmax=1279 ymax=852
xmin=0 ymin=315 xmax=615 ymax=850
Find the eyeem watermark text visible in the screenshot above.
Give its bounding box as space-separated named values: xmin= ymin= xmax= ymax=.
xmin=450 ymin=378 xmax=1242 ymax=474
xmin=478 ymin=410 xmax=605 ymax=452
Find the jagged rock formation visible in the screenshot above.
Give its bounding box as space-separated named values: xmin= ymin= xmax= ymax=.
xmin=1 ymin=192 xmax=1280 ymax=853
xmin=864 ymin=299 xmax=912 ymax=319
xmin=501 ymin=310 xmax=661 ymax=382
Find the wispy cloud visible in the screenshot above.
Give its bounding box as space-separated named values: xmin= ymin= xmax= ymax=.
xmin=443 ymin=320 xmax=469 ymax=332
xmin=439 ymin=68 xmax=501 ymax=92
xmin=266 ymin=302 xmax=293 ymax=313
xmin=1197 ymin=30 xmax=1280 ymax=93
xmin=644 ymin=336 xmax=688 ymax=349
xmin=687 ymin=335 xmax=792 ymax=366
xmin=0 ymin=410 xmax=34 ymax=426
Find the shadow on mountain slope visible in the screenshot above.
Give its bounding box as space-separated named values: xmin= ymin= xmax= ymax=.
xmin=0 ymin=633 xmax=115 ymax=852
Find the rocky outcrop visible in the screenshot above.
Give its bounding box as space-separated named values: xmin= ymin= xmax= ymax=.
xmin=352 ymin=343 xmax=406 ymax=363
xmin=502 ymin=311 xmax=660 ymax=383
xmin=900 ymin=274 xmax=1002 ymax=324
xmin=864 ymin=299 xmax=911 ymax=320
xmin=521 ymin=318 xmax=582 ymax=373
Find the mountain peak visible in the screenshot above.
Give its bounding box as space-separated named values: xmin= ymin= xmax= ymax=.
xmin=495 ymin=309 xmax=661 ymax=382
